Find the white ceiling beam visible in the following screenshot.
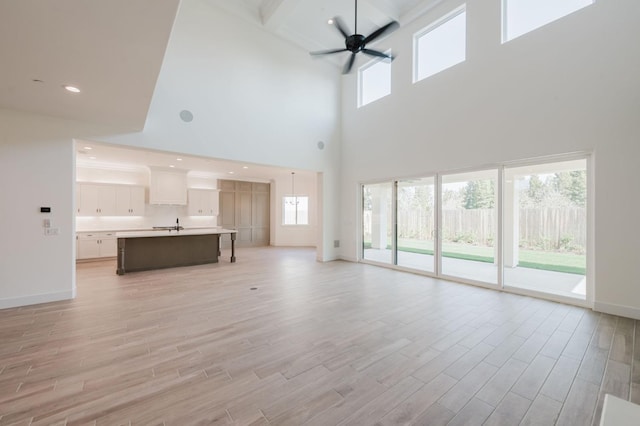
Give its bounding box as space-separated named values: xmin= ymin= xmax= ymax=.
xmin=400 ymin=0 xmax=446 ymax=26
xmin=366 ymin=0 xmax=400 ymax=22
xmin=260 ymin=0 xmax=299 ymax=30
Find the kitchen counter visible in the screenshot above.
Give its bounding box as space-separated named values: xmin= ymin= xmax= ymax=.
xmin=116 ymin=228 xmax=236 ymax=238
xmin=115 ymin=228 xmax=237 ymax=275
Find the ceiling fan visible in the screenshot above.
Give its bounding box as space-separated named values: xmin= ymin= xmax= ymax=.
xmin=310 ymin=0 xmax=399 ymax=74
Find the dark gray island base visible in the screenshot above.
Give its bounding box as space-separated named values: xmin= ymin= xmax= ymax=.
xmin=116 ymin=229 xmax=236 ymax=275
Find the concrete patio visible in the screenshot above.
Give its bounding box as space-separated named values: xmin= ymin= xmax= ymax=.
xmin=364 ymin=248 xmax=586 ymax=300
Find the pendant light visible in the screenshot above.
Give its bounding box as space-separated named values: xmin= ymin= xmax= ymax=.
xmin=286 ymin=172 xmax=299 ymax=205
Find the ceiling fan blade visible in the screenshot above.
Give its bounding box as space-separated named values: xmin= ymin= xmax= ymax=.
xmin=363 ymin=20 xmax=399 ymax=44
xmin=310 ymin=48 xmax=348 ymax=56
xmin=333 ymin=16 xmax=351 ymax=39
xmin=343 ymin=53 xmax=357 ymax=74
xmin=362 ymin=49 xmax=394 ymax=60
xmin=342 ymin=53 xmax=356 ymax=74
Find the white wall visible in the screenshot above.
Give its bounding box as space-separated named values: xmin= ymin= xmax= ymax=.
xmin=101 ymin=0 xmax=342 ymax=260
xmin=339 ymin=0 xmax=640 ymax=317
xmin=0 ymin=109 xmax=118 ymax=308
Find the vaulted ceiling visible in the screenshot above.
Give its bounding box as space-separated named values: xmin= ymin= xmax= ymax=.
xmin=0 ymin=0 xmax=180 ymax=131
xmin=0 ymin=0 xmax=442 ymax=131
xmin=211 ymin=0 xmax=442 ymax=53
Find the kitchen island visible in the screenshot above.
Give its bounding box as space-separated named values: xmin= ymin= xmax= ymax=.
xmin=115 ymin=228 xmax=237 ymax=275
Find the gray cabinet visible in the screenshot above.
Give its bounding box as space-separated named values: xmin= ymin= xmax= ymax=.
xmin=218 ymin=180 xmax=270 ymax=247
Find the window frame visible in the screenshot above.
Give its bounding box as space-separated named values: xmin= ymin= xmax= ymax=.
xmin=413 ymin=4 xmax=467 ymax=84
xmin=282 ymin=195 xmax=309 ymax=226
xmin=358 ymin=152 xmax=592 ymax=307
xmin=501 ymin=0 xmax=595 ymax=43
xmin=357 ymin=50 xmax=392 ymax=108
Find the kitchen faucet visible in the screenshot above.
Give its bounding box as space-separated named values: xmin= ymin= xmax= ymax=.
xmin=175 ymin=218 xmax=180 ymax=231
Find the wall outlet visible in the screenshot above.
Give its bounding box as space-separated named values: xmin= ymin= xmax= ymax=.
xmin=44 ymin=227 xmax=59 ymax=236
xmin=334 ymin=240 xmax=340 ymax=248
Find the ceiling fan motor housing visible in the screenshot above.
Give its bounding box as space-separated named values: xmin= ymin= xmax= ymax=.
xmin=346 ymin=34 xmax=366 ymax=53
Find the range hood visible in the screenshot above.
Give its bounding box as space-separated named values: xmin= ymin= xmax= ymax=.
xmin=149 ymin=167 xmax=187 ymax=205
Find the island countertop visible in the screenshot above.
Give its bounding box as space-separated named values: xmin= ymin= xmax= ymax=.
xmin=116 ymin=228 xmax=237 ymax=238
xmin=116 ymin=228 xmax=238 ymax=275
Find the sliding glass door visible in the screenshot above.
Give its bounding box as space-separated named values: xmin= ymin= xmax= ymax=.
xmin=360 ymin=155 xmax=588 ymax=302
xmin=362 ymin=182 xmax=393 ymax=264
xmin=503 ymin=159 xmax=587 ymax=300
xmin=397 ymin=178 xmax=435 ymax=272
xmin=440 ymin=170 xmax=499 ymax=285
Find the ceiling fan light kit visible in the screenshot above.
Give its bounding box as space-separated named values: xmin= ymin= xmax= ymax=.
xmin=310 ymin=0 xmax=399 ymax=74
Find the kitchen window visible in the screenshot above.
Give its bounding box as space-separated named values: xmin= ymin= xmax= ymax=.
xmin=283 ymin=196 xmax=309 ymax=225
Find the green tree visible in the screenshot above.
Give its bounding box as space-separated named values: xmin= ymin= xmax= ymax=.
xmin=527 ymin=174 xmax=547 ymax=203
xmin=463 ymin=180 xmax=494 ymax=209
xmin=552 ymin=170 xmax=586 ymax=207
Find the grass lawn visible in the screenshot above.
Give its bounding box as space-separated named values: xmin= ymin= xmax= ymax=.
xmin=364 ymin=238 xmax=586 ymax=275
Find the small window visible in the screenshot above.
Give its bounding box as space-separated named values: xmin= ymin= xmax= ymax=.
xmin=502 ymin=0 xmax=594 ymax=42
xmin=358 ymin=54 xmax=391 ymax=107
xmin=414 ymin=6 xmax=466 ymax=83
xmin=283 ymin=196 xmax=309 ymax=225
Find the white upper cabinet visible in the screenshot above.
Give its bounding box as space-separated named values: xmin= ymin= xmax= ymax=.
xmin=77 ymin=183 xmax=145 ymax=216
xmin=149 ymin=168 xmax=187 ymax=205
xmin=77 ymin=183 xmax=117 ymax=216
xmin=188 ymin=189 xmax=220 ymax=216
xmin=115 ymin=185 xmax=145 ymax=216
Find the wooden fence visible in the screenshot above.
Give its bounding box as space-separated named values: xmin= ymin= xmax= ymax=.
xmin=365 ymin=207 xmax=586 ymax=251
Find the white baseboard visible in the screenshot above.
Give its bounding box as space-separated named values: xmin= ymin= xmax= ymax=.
xmin=338 ymin=255 xmax=358 ymax=262
xmin=0 ymin=290 xmax=75 ymax=310
xmin=593 ymin=301 xmax=640 ymax=320
xmin=316 ymin=255 xmax=339 ymax=262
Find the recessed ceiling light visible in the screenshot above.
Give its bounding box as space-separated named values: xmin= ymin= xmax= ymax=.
xmin=243 ymin=166 xmax=249 ymax=169
xmin=84 ymin=146 xmax=92 ymax=150
xmin=228 ymin=171 xmax=235 ymax=174
xmin=63 ymin=85 xmax=81 ymax=93
xmin=176 ymin=158 xmax=183 ymax=161
xmin=169 ymin=165 xmax=175 ymax=168
xmin=89 ymin=156 xmax=96 ymax=160
xmin=328 ymin=18 xmax=334 ymax=25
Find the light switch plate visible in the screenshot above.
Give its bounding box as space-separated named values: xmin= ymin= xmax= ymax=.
xmin=45 ymin=228 xmax=59 ymax=236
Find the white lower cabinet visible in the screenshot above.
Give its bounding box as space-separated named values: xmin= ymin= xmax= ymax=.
xmin=76 ymin=232 xmax=117 ymax=259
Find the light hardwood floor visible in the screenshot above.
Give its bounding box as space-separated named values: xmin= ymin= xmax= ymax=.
xmin=0 ymin=247 xmax=638 ymax=425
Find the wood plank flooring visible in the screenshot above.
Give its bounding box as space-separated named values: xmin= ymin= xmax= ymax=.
xmin=0 ymin=247 xmax=638 ymax=425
